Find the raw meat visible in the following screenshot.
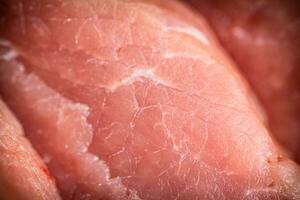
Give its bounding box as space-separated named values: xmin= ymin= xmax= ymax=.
xmin=0 ymin=0 xmax=299 ymax=199
xmin=0 ymin=98 xmax=61 ymax=200
xmin=185 ymin=0 xmax=300 ymax=162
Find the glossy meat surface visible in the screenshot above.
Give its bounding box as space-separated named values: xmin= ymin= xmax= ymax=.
xmin=0 ymin=98 xmax=61 ymax=200
xmin=0 ymin=0 xmax=300 ymax=199
xmin=185 ymin=0 xmax=300 ymax=161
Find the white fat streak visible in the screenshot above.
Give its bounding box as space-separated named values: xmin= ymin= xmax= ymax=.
xmin=164 ymin=26 xmax=209 ymax=46
xmin=0 ymin=38 xmax=19 ymax=61
xmin=163 ymin=51 xmax=216 ymax=67
xmin=1 ymin=50 xmax=18 ymax=61
xmin=106 ymin=68 xmax=172 ymax=93
xmin=163 ymin=51 xmax=198 ymax=59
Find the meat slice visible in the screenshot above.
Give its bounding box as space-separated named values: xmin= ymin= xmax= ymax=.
xmin=0 ymin=0 xmax=300 ymax=199
xmin=0 ymin=97 xmax=61 ymax=200
xmin=184 ymin=0 xmax=300 ymax=162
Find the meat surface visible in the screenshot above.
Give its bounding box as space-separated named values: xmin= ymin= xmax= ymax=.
xmin=185 ymin=0 xmax=300 ymax=162
xmin=0 ymin=0 xmax=300 ymax=199
xmin=0 ymin=98 xmax=61 ymax=200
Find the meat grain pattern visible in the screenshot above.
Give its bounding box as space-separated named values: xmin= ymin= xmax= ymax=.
xmin=0 ymin=0 xmax=299 ymax=199
xmin=185 ymin=0 xmax=300 ymax=162
xmin=0 ymin=98 xmax=61 ymax=200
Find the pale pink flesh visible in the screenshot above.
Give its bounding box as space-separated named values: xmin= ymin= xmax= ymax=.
xmin=0 ymin=98 xmax=61 ymax=200
xmin=0 ymin=0 xmax=300 ymax=200
xmin=184 ymin=0 xmax=300 ymax=161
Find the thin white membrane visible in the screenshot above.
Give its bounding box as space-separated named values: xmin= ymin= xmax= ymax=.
xmin=0 ymin=57 xmax=62 ymax=199
xmin=105 ymin=68 xmax=175 ymax=93
xmin=163 ymin=26 xmax=209 ymax=46
xmin=0 ymin=54 xmax=141 ymax=199
xmin=0 ymin=39 xmax=19 ymax=61
xmin=1 ymin=0 xmax=300 ymax=199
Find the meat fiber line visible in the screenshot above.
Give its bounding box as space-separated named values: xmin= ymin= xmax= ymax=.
xmin=0 ymin=0 xmax=299 ymax=200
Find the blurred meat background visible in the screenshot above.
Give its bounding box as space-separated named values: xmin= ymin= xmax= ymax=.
xmin=184 ymin=0 xmax=300 ymax=162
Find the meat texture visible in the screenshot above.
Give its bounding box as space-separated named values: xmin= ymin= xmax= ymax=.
xmin=0 ymin=0 xmax=300 ymax=199
xmin=0 ymin=98 xmax=61 ymax=200
xmin=185 ymin=0 xmax=300 ymax=162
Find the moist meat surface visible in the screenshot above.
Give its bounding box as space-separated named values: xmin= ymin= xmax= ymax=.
xmin=185 ymin=0 xmax=300 ymax=162
xmin=0 ymin=98 xmax=61 ymax=200
xmin=0 ymin=0 xmax=300 ymax=199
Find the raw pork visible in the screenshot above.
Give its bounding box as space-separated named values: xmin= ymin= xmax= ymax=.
xmin=185 ymin=0 xmax=300 ymax=162
xmin=0 ymin=0 xmax=300 ymax=199
xmin=0 ymin=98 xmax=61 ymax=200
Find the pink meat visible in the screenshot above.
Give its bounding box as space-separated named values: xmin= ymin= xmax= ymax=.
xmin=0 ymin=0 xmax=300 ymax=199
xmin=0 ymin=98 xmax=61 ymax=200
xmin=184 ymin=0 xmax=300 ymax=162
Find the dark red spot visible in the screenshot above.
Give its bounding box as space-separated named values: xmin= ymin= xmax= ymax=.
xmin=40 ymin=166 xmax=55 ymax=182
